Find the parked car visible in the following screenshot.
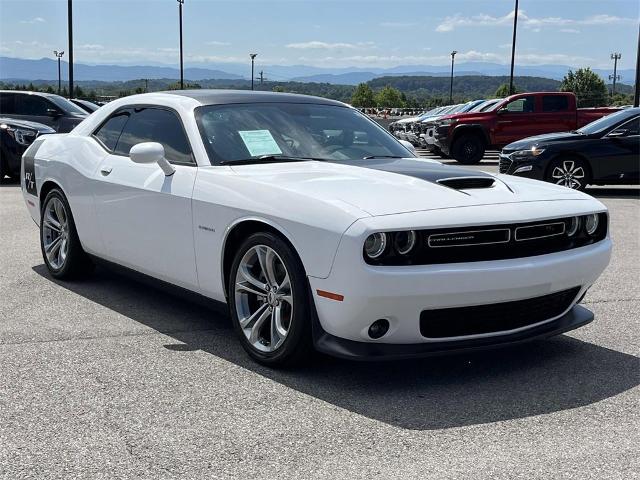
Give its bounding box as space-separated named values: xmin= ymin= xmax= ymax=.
xmin=0 ymin=91 xmax=88 ymax=133
xmin=434 ymin=92 xmax=619 ymax=164
xmin=0 ymin=117 xmax=54 ymax=181
xmin=71 ymin=98 xmax=100 ymax=113
xmin=22 ymin=90 xmax=610 ymax=367
xmin=500 ymin=107 xmax=639 ymax=190
xmin=418 ymin=100 xmax=487 ymax=151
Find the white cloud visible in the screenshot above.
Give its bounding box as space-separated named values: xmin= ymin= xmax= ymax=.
xmin=206 ymin=41 xmax=231 ymax=46
xmin=436 ymin=10 xmax=635 ymax=32
xmin=20 ymin=17 xmax=45 ymax=25
xmin=285 ymin=41 xmax=374 ymax=50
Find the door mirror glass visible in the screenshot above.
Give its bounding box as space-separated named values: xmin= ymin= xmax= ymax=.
xmin=607 ymin=129 xmax=628 ymax=138
xmin=130 ymin=142 xmax=176 ymax=176
xmin=46 ymin=108 xmax=62 ymax=118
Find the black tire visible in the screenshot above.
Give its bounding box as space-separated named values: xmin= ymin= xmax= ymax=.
xmin=40 ymin=188 xmax=94 ymax=279
xmin=228 ymin=232 xmax=313 ymax=367
xmin=452 ymin=133 xmax=485 ymax=165
xmin=545 ymin=157 xmax=591 ymax=191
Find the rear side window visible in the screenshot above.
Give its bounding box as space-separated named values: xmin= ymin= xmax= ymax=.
xmin=543 ymin=95 xmax=569 ymax=112
xmin=0 ymin=93 xmax=17 ymax=114
xmin=94 ymin=110 xmax=130 ymax=151
xmin=16 ymin=94 xmax=52 ymax=116
xmin=505 ymin=96 xmax=535 ymax=113
xmin=114 ymin=107 xmax=193 ymax=164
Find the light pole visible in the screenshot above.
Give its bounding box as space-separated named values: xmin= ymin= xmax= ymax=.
xmin=67 ymin=0 xmax=73 ymax=99
xmin=53 ymin=51 xmax=64 ymax=94
xmin=508 ymin=0 xmax=519 ymax=95
xmin=449 ymin=50 xmax=457 ymax=104
xmin=609 ymin=53 xmax=621 ymax=96
xmin=635 ymin=24 xmax=640 ymax=107
xmin=177 ymin=0 xmax=184 ymax=89
xmin=250 ymin=53 xmax=257 ymax=90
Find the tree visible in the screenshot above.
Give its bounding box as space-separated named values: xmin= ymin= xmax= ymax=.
xmin=350 ymin=83 xmax=376 ymax=107
xmin=495 ymin=83 xmax=519 ymax=97
xmin=560 ymin=68 xmax=607 ymax=107
xmin=375 ymin=85 xmax=404 ymax=108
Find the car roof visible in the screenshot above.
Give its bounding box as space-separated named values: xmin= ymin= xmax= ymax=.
xmin=163 ymin=89 xmax=348 ymax=107
xmin=0 ymin=90 xmax=61 ymax=99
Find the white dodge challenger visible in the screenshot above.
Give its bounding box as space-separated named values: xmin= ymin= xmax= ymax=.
xmin=21 ymin=90 xmax=611 ymax=366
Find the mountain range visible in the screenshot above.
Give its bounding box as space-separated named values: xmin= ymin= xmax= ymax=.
xmin=1 ymin=56 xmax=635 ymax=86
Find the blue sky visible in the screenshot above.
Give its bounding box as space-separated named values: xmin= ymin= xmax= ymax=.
xmin=1 ymin=0 xmax=638 ymax=71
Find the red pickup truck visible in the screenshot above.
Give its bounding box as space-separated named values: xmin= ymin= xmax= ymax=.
xmin=434 ymin=92 xmax=619 ymax=164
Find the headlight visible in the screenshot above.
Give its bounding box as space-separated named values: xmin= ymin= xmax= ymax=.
xmin=394 ymin=230 xmax=416 ymax=255
xmin=364 ymin=233 xmax=387 ymax=259
xmin=1 ymin=124 xmax=37 ymax=146
xmin=584 ymin=214 xmax=599 ymax=235
xmin=566 ymin=216 xmax=580 ymax=236
xmin=439 ymin=118 xmax=457 ymax=127
xmin=511 ymin=147 xmax=545 ymax=158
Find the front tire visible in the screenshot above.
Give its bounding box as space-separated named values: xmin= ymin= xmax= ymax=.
xmin=546 ymin=157 xmax=591 ymax=191
xmin=40 ymin=188 xmax=93 ymax=279
xmin=452 ymin=133 xmax=485 ymax=164
xmin=228 ymin=232 xmax=312 ymax=367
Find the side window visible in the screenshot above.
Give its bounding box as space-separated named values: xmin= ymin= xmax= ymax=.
xmin=93 ymin=110 xmax=130 ymax=151
xmin=16 ymin=95 xmax=52 ymax=116
xmin=0 ymin=93 xmax=17 ymax=114
xmin=611 ymin=117 xmax=640 ymax=137
xmin=114 ymin=107 xmax=193 ymax=164
xmin=505 ymin=96 xmax=535 ymax=113
xmin=542 ymin=95 xmax=569 ymax=112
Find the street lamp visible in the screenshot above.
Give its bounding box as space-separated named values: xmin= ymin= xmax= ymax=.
xmin=609 ymin=53 xmax=621 ymax=96
xmin=509 ymin=0 xmax=519 ymax=95
xmin=67 ymin=0 xmax=74 ymax=99
xmin=53 ymin=51 xmax=64 ymax=95
xmin=177 ymin=0 xmax=184 ymax=89
xmin=250 ymin=53 xmax=257 ymax=90
xmin=449 ymin=50 xmax=457 ymax=104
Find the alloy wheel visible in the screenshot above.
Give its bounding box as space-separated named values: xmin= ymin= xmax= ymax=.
xmin=42 ymin=197 xmax=70 ymax=270
xmin=234 ymin=245 xmax=293 ymax=353
xmin=551 ymin=160 xmax=586 ymax=189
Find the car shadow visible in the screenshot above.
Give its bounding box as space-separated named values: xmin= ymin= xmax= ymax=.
xmin=33 ymin=264 xmax=640 ymax=431
xmin=584 ymin=187 xmax=640 ymax=199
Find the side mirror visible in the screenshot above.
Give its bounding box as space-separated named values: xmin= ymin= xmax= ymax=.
xmin=497 ymin=107 xmax=508 ymax=115
xmin=399 ymin=139 xmax=416 ymax=155
xmin=130 ymin=142 xmax=176 ymax=176
xmin=607 ymin=129 xmax=627 ymax=138
xmin=46 ymin=108 xmax=62 ymax=118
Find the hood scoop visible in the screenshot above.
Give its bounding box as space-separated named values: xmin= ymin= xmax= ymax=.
xmin=437 ymin=177 xmax=496 ymax=190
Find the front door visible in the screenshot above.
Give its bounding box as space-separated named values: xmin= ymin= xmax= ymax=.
xmin=91 ymin=106 xmax=199 ymax=290
xmin=492 ymin=95 xmax=537 ymax=146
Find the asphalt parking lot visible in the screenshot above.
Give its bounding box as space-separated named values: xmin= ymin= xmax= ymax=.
xmin=1 ymin=160 xmax=639 ymax=479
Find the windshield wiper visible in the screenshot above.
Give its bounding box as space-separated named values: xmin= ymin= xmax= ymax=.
xmin=221 ymin=155 xmax=324 ymax=165
xmin=362 ymin=155 xmax=404 ymax=159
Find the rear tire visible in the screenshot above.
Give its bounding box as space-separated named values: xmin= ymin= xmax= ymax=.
xmin=228 ymin=232 xmax=313 ymax=367
xmin=40 ymin=188 xmax=94 ymax=279
xmin=545 ymin=157 xmax=591 ymax=191
xmin=452 ymin=133 xmax=485 ymax=165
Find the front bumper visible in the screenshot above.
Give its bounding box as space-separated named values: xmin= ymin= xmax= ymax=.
xmin=499 ymin=152 xmax=546 ymax=179
xmin=313 ymin=304 xmax=594 ymax=360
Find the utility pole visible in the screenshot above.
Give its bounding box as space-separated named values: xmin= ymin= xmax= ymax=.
xmin=509 ymin=0 xmax=519 ymax=95
xmin=610 ymin=53 xmax=621 ymax=96
xmin=53 ymin=51 xmax=64 ymax=95
xmin=635 ymin=23 xmax=640 ymax=107
xmin=250 ymin=53 xmax=257 ymax=90
xmin=144 ymin=78 xmax=149 ymax=93
xmin=449 ymin=51 xmax=457 ymax=104
xmin=177 ymin=0 xmax=184 ymax=89
xmin=257 ymin=70 xmax=265 ymax=85
xmin=67 ymin=0 xmax=74 ymax=99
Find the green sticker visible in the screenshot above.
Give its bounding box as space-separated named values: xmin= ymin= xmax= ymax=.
xmin=238 ymin=130 xmax=282 ymax=157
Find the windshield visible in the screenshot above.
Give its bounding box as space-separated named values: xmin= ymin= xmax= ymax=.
xmin=458 ymin=100 xmax=484 ymax=113
xmin=48 ymin=95 xmax=88 ymax=115
xmin=577 ymin=109 xmax=629 ymax=135
xmin=196 ymin=103 xmax=413 ymax=164
xmin=470 ymin=99 xmax=500 ymax=112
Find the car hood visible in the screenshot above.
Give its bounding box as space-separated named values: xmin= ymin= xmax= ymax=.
xmin=505 ymin=131 xmax=583 ymax=150
xmin=228 ymin=158 xmax=589 ymax=217
xmin=0 ymin=117 xmax=55 ymax=134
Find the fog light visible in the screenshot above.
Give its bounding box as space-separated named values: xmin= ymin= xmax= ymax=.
xmin=567 ymin=216 xmax=580 ymax=237
xmin=585 ymin=214 xmax=599 ymax=235
xmin=514 ymin=165 xmax=533 ymax=174
xmin=364 ymin=233 xmax=387 ymax=259
xmin=368 ymin=319 xmax=390 ymax=339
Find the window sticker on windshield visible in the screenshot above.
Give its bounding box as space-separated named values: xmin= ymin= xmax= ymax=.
xmin=238 ymin=130 xmax=282 ymax=157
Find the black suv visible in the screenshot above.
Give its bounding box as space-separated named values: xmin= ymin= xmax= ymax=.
xmin=0 ymin=117 xmax=55 ymax=181
xmin=0 ymin=91 xmax=88 ymax=133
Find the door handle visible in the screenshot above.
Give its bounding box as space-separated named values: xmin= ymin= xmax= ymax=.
xmin=100 ymin=166 xmax=113 ymax=176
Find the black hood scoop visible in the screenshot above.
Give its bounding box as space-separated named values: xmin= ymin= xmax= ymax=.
xmin=333 ymin=158 xmax=496 ymax=190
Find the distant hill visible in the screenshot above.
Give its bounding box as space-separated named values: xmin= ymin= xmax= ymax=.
xmin=0 ymin=56 xmax=242 ymax=82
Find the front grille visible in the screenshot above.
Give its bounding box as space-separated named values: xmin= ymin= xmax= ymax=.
xmin=499 ymin=154 xmax=512 ymax=173
xmin=420 ymin=287 xmax=581 ymax=338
